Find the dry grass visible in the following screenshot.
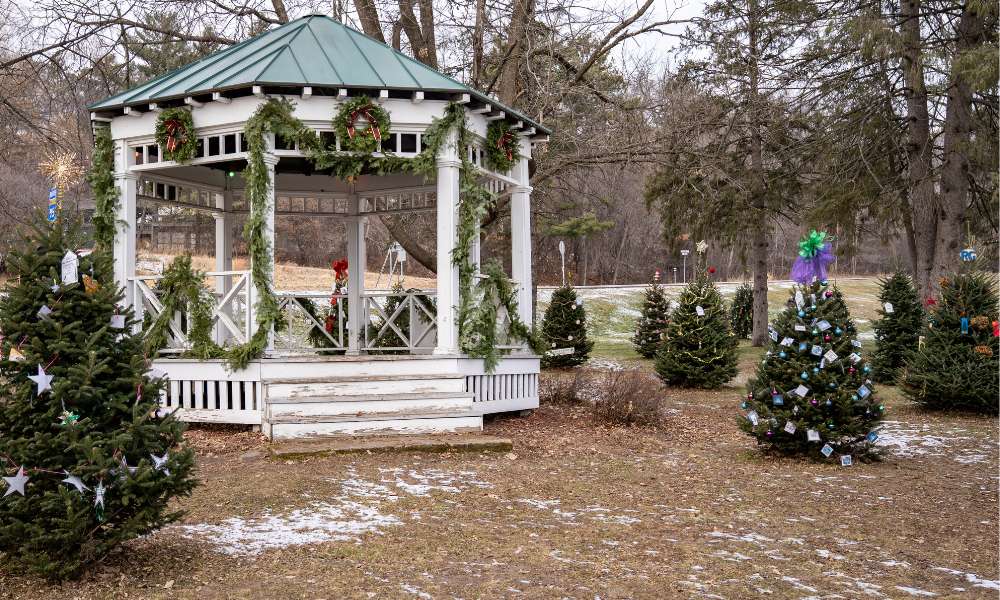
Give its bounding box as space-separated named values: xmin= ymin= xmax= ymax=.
xmin=0 ymin=359 xmax=996 ymax=598
xmin=590 ymin=369 xmax=663 ymax=426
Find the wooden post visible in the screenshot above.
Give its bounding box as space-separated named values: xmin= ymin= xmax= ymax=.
xmin=113 ymin=139 xmax=137 ymax=309
xmin=346 ymin=189 xmax=366 ymax=355
xmin=510 ymin=136 xmax=533 ymax=328
xmin=434 ymin=128 xmax=461 ymax=355
xmin=214 ymin=185 xmax=233 ymax=344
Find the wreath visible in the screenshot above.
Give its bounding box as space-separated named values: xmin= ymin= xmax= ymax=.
xmin=485 ymin=120 xmax=519 ymax=172
xmin=333 ymin=97 xmax=391 ymax=154
xmin=155 ymin=108 xmax=197 ymax=163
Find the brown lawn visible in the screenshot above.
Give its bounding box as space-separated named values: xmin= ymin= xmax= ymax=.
xmin=1 ymin=353 xmax=997 ymax=599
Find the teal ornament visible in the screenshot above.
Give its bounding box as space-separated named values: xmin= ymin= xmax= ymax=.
xmin=834 ymin=327 xmax=842 ymax=335
xmin=813 ymin=367 xmax=819 ymax=374
xmin=828 ymin=382 xmax=836 ymax=389
xmin=812 ymin=328 xmax=819 ymax=335
xmin=798 ymin=310 xmax=805 ymax=318
xmin=878 ymin=404 xmax=884 ymax=411
xmin=798 ymin=342 xmax=809 ymax=352
xmin=779 ymin=351 xmax=787 ymax=359
xmin=825 ymin=398 xmax=832 ymax=406
xmin=741 ymin=401 xmax=748 ymax=409
xmin=852 ymin=394 xmax=859 ymax=401
xmin=820 ymin=279 xmax=828 ymax=286
xmin=811 ymin=304 xmax=816 ymax=310
xmin=800 ymin=371 xmax=809 ymax=380
xmin=863 ymin=365 xmax=871 ymax=373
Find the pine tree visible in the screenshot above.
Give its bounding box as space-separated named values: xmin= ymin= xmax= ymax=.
xmin=540 ymin=285 xmax=593 ymax=368
xmin=730 ymin=282 xmax=754 ymax=339
xmin=654 ymin=269 xmax=738 ymax=388
xmin=739 ymin=279 xmax=884 ymax=460
xmin=900 ymin=271 xmax=999 ymax=413
xmin=632 ymin=273 xmax=671 ymax=358
xmin=870 ymin=272 xmax=923 ymax=383
xmin=0 ymin=219 xmax=196 ymax=579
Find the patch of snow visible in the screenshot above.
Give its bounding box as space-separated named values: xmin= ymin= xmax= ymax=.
xmin=518 ymin=498 xmax=561 ymax=510
xmin=932 ymin=567 xmax=1000 ymax=590
xmin=895 ymin=586 xmax=937 ymax=597
xmin=178 ymin=500 xmax=400 ymax=556
xmin=815 ymin=549 xmax=846 ymax=560
xmin=780 ymin=576 xmax=818 ymax=593
xmin=711 ymin=549 xmax=752 ymax=562
xmin=876 ymin=421 xmax=994 ymax=464
xmin=880 ymin=560 xmax=910 ymax=568
xmin=400 ymin=583 xmax=433 ymax=598
xmin=706 ymin=530 xmax=774 ymax=547
xmin=380 ymin=468 xmax=492 ymax=496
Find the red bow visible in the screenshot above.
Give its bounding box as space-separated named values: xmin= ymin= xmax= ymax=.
xmin=497 ymin=131 xmax=515 ymax=161
xmin=347 ymin=108 xmax=382 ymax=142
xmin=164 ymin=119 xmax=184 ymax=153
xmin=331 ymin=258 xmax=348 ymax=281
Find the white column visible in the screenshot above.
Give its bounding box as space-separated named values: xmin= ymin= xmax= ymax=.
xmin=434 ymin=128 xmax=461 ymax=355
xmin=113 ymin=139 xmax=137 ymax=309
xmin=213 ymin=187 xmax=233 ymax=344
xmin=260 ymin=146 xmax=279 ymax=353
xmin=346 ymin=192 xmax=367 ymax=354
xmin=510 ymin=137 xmax=534 ymax=328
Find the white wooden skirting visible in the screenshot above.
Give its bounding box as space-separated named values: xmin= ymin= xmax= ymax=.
xmin=151 ymin=354 xmax=540 ymax=428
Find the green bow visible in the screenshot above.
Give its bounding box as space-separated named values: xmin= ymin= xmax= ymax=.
xmin=798 ymin=230 xmax=827 ymax=258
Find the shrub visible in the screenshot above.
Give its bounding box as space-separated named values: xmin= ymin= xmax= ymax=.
xmin=592 ymin=369 xmax=662 ymax=426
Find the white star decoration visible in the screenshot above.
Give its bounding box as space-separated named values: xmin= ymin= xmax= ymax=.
xmin=151 ymin=453 xmax=170 ymax=476
xmin=28 ymin=364 xmax=54 ymax=395
xmin=61 ymin=471 xmax=89 ymax=494
xmin=94 ymin=481 xmax=106 ymax=511
xmin=3 ymin=466 xmax=29 ymax=497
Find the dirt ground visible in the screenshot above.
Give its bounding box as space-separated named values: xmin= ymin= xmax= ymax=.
xmin=1 ymin=351 xmax=997 ymax=599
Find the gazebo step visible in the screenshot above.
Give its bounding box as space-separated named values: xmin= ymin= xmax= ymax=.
xmin=269 ymin=415 xmax=483 ymax=440
xmin=269 ymin=410 xmax=479 ymax=424
xmin=266 ymin=374 xmax=466 ymax=401
xmin=267 ymin=393 xmax=474 ymax=420
xmin=268 ymin=391 xmax=473 ymax=404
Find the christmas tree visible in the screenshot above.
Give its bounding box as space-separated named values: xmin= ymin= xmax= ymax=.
xmin=739 ymin=231 xmax=883 ymax=461
xmin=729 ymin=282 xmax=754 ymax=339
xmin=654 ymin=258 xmax=738 ymax=388
xmin=540 ymin=285 xmax=593 ymax=368
xmin=0 ymin=219 xmax=196 ymax=579
xmin=900 ymin=270 xmax=999 ymax=413
xmin=632 ymin=271 xmax=671 ymax=358
xmin=870 ymin=272 xmax=924 ymax=383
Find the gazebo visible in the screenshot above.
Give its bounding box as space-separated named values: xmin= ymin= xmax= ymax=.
xmin=88 ymin=14 xmax=549 ymax=440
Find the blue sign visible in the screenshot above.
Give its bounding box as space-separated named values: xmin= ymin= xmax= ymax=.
xmin=46 ymin=188 xmax=58 ymax=222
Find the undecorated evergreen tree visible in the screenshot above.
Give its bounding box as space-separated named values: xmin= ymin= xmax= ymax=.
xmin=540 ymin=285 xmax=593 ymax=368
xmin=654 ymin=269 xmax=737 ymax=387
xmin=730 ymin=282 xmax=754 ymax=339
xmin=870 ymin=272 xmax=923 ymax=383
xmin=0 ymin=219 xmax=196 ymax=579
xmin=739 ymin=279 xmax=884 ymax=460
xmin=632 ymin=272 xmax=671 ymax=358
xmin=900 ymin=271 xmax=999 ymax=413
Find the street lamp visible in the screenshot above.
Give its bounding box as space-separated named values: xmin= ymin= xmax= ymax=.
xmin=680 ymin=249 xmax=690 ymax=283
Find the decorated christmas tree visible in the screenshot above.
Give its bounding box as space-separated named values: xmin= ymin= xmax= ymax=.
xmin=729 ymin=282 xmax=754 ymax=339
xmin=739 ymin=231 xmax=883 ymax=462
xmin=900 ymin=268 xmax=999 ymax=413
xmin=654 ymin=244 xmax=738 ymax=388
xmin=0 ymin=219 xmax=196 ymax=579
xmin=870 ymin=271 xmax=924 ymax=383
xmin=632 ymin=271 xmax=671 ymax=358
xmin=540 ymin=285 xmax=593 ymax=368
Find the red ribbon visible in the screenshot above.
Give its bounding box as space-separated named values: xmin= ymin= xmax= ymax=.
xmin=346 ymin=108 xmax=382 ymax=142
xmin=164 ymin=119 xmax=184 ymax=153
xmin=497 ymin=131 xmax=515 ymax=161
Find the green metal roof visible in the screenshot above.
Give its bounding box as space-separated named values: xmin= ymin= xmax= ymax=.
xmin=90 ymin=15 xmax=548 ymax=134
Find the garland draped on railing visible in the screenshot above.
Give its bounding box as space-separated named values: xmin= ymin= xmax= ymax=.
xmin=142 ymin=256 xmax=222 ymax=360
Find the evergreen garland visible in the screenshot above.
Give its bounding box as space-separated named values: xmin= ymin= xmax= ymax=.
xmin=730 ymin=282 xmax=754 ymax=339
xmin=332 ymin=96 xmax=391 ymax=154
xmin=870 ymin=272 xmax=923 ymax=383
xmin=485 ymin=120 xmax=519 ymax=172
xmin=632 ymin=275 xmax=671 ymax=358
xmin=740 ymin=279 xmax=883 ymax=460
xmin=142 ymin=255 xmax=223 ymax=360
xmin=154 ymin=107 xmax=197 ymax=164
xmin=86 ymin=126 xmax=118 ymax=253
xmin=899 ymin=271 xmax=999 ymax=413
xmin=654 ymin=268 xmax=738 ymax=388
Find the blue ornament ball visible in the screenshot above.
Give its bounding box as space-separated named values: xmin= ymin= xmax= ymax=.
xmin=798 ymin=310 xmax=805 ymax=318
xmin=820 ymin=279 xmax=828 ymax=286
xmin=863 ymin=365 xmax=871 ymax=373
xmin=800 ymin=371 xmax=809 ymax=380
xmin=852 ymin=394 xmax=859 ymax=401
xmin=813 ymin=367 xmax=820 ymax=374
xmin=779 ymin=351 xmax=787 ymax=359
xmin=835 ymin=327 xmax=842 ymax=335
xmin=828 ymin=382 xmax=836 ymax=389
xmin=812 ymin=328 xmax=819 ymax=335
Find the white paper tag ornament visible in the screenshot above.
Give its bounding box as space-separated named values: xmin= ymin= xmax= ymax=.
xmin=61 ymin=251 xmax=79 ymax=285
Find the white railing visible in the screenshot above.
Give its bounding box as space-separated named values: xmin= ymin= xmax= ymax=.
xmin=131 ymin=270 xmax=254 ymax=353
xmin=275 ymin=289 xmax=437 ymax=354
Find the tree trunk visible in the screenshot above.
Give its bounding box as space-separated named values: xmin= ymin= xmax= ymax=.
xmin=471 ymin=0 xmax=486 ymax=89
xmin=353 ymin=0 xmax=385 ymax=42
xmin=934 ymin=1 xmax=984 ymax=280
xmin=271 ymin=0 xmax=290 ymax=23
xmin=748 ymin=0 xmax=770 ymax=347
xmin=497 ymin=0 xmax=533 ymax=105
xmin=379 ymin=215 xmax=436 ymax=273
xmin=899 ymin=0 xmax=937 ymax=300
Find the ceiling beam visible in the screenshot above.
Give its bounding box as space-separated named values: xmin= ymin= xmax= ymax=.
xmin=484 ymin=111 xmax=506 ymax=122
xmin=454 ymin=93 xmax=471 ymax=104
xmin=123 ymin=106 xmax=144 ymax=118
xmin=211 ymin=92 xmax=231 ymax=104
xmin=472 ymin=104 xmax=492 ymax=114
xmin=184 ymin=96 xmax=204 ymax=108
